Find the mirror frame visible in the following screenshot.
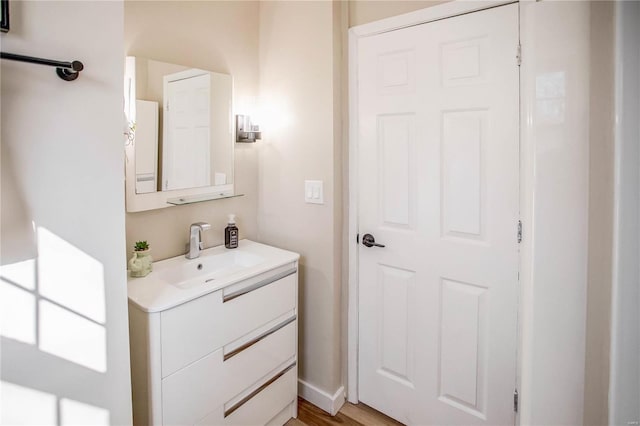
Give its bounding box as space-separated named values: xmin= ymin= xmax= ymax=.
xmin=124 ymin=56 xmax=235 ymax=213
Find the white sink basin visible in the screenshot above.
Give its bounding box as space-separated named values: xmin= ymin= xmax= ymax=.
xmin=157 ymin=250 xmax=264 ymax=290
xmin=127 ymin=239 xmax=299 ymax=312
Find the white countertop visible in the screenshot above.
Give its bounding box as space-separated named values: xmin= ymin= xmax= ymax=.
xmin=127 ymin=240 xmax=299 ymax=313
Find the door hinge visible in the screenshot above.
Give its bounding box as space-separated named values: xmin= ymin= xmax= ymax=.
xmin=517 ymin=43 xmax=522 ymax=66
xmin=514 ymin=389 xmax=519 ymax=412
xmin=517 ymin=220 xmax=522 ymax=243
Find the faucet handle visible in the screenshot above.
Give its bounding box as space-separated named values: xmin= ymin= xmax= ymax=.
xmin=191 ymin=222 xmax=211 ymax=231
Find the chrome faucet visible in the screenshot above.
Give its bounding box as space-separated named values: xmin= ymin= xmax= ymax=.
xmin=186 ymin=222 xmax=211 ymax=259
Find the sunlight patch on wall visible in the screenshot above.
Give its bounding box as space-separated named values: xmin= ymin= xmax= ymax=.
xmin=0 ymin=259 xmax=36 ymax=290
xmin=1 ymin=227 xmax=108 ymax=373
xmin=39 ymin=300 xmax=107 ymax=373
xmin=0 ymin=381 xmax=56 ymax=425
xmin=60 ymin=398 xmax=110 ymax=426
xmin=0 ymin=382 xmax=111 ymax=426
xmin=38 ymin=227 xmax=106 ymax=324
xmin=0 ymin=282 xmax=36 ymax=344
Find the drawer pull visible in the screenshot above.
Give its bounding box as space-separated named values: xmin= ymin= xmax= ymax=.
xmin=224 ymin=316 xmax=296 ymax=361
xmin=224 ymin=361 xmax=296 ymax=418
xmin=223 ymin=268 xmax=297 ymax=303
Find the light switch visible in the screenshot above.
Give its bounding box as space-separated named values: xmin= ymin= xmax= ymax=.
xmin=304 ymin=180 xmax=324 ymax=204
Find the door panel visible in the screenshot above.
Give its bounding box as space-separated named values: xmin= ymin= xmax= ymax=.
xmin=357 ymin=4 xmax=519 ymax=425
xmin=439 ymin=278 xmax=488 ymax=417
xmin=377 ymin=264 xmax=416 ymax=386
xmin=378 ymin=114 xmax=415 ymax=229
xmin=441 ymin=110 xmax=486 ymax=239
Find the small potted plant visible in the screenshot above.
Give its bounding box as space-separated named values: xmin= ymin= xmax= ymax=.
xmin=129 ymin=240 xmax=153 ymax=278
xmin=134 ymin=240 xmax=150 ymax=253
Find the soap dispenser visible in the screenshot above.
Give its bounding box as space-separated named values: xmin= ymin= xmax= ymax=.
xmin=225 ymin=214 xmax=239 ymax=249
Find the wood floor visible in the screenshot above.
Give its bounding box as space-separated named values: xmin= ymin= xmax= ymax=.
xmin=285 ymin=397 xmax=405 ymax=426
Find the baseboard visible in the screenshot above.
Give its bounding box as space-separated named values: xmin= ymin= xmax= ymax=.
xmin=298 ymin=379 xmax=345 ymax=416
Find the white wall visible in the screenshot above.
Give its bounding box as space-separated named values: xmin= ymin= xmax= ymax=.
xmin=609 ymin=1 xmax=640 ymax=424
xmin=258 ymin=0 xmax=345 ymax=406
xmin=0 ymin=1 xmax=132 ymax=424
xmin=519 ymin=2 xmax=591 ymax=424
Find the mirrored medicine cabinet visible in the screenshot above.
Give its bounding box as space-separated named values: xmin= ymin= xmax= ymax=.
xmin=124 ymin=56 xmax=241 ymax=212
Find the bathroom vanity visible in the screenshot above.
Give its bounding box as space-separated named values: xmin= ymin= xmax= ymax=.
xmin=127 ymin=240 xmax=300 ymax=425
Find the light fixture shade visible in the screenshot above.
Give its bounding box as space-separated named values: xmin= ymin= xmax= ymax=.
xmin=235 ymin=114 xmax=261 ymax=143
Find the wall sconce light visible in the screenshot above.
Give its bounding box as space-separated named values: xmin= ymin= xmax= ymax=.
xmin=236 ymin=115 xmax=261 ymax=143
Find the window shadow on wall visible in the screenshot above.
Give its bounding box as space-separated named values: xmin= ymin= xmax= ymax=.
xmin=1 ymin=148 xmax=112 ymax=425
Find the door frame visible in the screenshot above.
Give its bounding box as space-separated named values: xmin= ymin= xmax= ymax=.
xmin=347 ymin=0 xmax=520 ymax=407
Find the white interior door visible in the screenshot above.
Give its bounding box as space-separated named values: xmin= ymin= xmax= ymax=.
xmin=163 ymin=72 xmax=211 ymax=191
xmin=357 ymin=4 xmax=519 ymax=425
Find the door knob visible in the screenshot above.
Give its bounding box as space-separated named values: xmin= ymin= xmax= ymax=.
xmin=362 ymin=233 xmax=385 ymax=248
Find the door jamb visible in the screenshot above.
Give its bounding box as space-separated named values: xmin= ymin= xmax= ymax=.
xmin=347 ymin=0 xmax=518 ymax=404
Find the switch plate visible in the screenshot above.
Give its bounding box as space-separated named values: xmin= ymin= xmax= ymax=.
xmin=304 ymin=180 xmax=324 ymax=204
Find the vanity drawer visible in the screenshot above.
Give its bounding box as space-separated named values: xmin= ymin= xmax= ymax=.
xmin=222 ymin=318 xmax=296 ymax=402
xmin=162 ymin=319 xmax=297 ymax=426
xmin=161 ymin=268 xmax=297 ymax=377
xmin=195 ymin=363 xmax=297 ymax=426
xmin=162 ymin=348 xmax=224 ymax=426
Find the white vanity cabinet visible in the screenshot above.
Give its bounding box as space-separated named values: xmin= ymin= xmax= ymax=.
xmin=127 ymin=241 xmax=299 ymax=426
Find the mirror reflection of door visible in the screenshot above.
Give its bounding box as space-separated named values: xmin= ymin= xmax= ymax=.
xmin=163 ymin=71 xmax=212 ymax=191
